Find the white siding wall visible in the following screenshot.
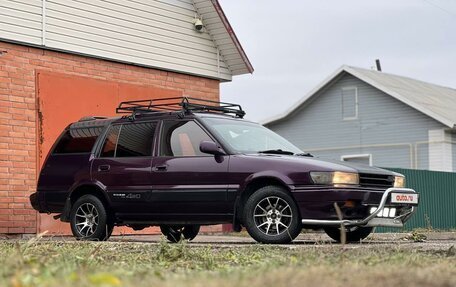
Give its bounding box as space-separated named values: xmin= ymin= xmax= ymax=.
xmin=0 ymin=0 xmax=43 ymax=45
xmin=0 ymin=0 xmax=233 ymax=80
xmin=267 ymin=73 xmax=447 ymax=170
xmin=193 ymin=0 xmax=250 ymax=75
xmin=428 ymin=129 xmax=453 ymax=172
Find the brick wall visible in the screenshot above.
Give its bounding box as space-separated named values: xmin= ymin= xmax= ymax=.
xmin=0 ymin=41 xmax=220 ymax=234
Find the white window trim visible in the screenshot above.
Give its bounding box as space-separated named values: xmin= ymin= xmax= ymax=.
xmin=341 ymin=154 xmax=372 ymax=166
xmin=341 ymin=86 xmax=358 ymax=120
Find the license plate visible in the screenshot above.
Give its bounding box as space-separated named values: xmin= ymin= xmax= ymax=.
xmin=391 ymin=193 xmax=419 ymax=204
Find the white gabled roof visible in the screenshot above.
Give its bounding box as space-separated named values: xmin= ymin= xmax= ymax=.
xmin=264 ymin=65 xmax=456 ymax=128
xmin=194 ymin=0 xmax=254 ymax=76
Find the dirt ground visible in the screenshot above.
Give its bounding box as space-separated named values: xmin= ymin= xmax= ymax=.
xmin=27 ymin=231 xmax=455 ymax=250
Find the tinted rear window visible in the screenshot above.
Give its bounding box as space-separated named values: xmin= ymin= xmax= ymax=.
xmin=100 ymin=122 xmax=157 ymax=157
xmin=117 ymin=122 xmax=157 ymax=157
xmin=53 ymin=128 xmax=101 ymax=154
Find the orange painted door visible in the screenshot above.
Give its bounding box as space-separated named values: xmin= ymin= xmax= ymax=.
xmin=36 ymin=71 xmax=182 ymax=235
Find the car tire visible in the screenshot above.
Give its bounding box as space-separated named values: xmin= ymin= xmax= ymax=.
xmin=160 ymin=225 xmax=200 ymax=243
xmin=182 ymin=225 xmax=200 ymax=241
xmin=324 ymin=226 xmax=373 ymax=243
xmin=243 ymin=186 xmax=301 ymax=244
xmin=70 ymin=194 xmax=110 ymax=241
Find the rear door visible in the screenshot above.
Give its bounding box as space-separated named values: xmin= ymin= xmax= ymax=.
xmin=150 ymin=119 xmax=230 ymax=221
xmin=91 ymin=121 xmax=158 ymax=214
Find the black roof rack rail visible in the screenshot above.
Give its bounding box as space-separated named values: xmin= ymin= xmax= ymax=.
xmin=116 ymin=97 xmax=245 ymax=118
xmin=78 ymin=116 xmax=108 ymax=122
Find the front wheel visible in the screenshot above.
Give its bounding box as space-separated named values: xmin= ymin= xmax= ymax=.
xmin=324 ymin=226 xmax=373 ymax=243
xmin=70 ymin=195 xmax=111 ymax=241
xmin=243 ymin=186 xmax=302 ymax=244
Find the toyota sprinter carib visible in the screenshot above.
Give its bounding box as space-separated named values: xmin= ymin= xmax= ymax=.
xmin=30 ymin=97 xmax=419 ymax=243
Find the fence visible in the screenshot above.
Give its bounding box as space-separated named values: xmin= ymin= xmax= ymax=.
xmin=377 ymin=168 xmax=456 ymax=232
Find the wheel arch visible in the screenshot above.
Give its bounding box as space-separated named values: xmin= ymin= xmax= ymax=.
xmin=69 ymin=183 xmax=110 ymax=206
xmin=61 ymin=181 xmax=111 ymax=222
xmin=234 ymin=175 xmax=292 ymax=224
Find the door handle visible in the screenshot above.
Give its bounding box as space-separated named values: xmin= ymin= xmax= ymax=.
xmin=154 ymin=165 xmax=168 ymax=172
xmin=98 ymin=165 xmax=111 ymax=172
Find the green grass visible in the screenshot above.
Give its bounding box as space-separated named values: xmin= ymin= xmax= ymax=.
xmin=0 ymin=237 xmax=455 ymax=287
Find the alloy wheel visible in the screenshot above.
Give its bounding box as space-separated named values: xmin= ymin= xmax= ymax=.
xmin=253 ymin=196 xmax=293 ymax=235
xmin=75 ymin=203 xmax=99 ymax=237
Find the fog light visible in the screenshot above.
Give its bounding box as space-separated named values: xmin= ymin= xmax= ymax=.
xmin=382 ymin=208 xmax=390 ymax=217
xmin=389 ymin=208 xmax=396 ymax=217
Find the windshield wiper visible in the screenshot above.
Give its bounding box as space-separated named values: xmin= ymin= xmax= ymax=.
xmin=296 ymin=152 xmax=313 ymax=157
xmin=258 ymin=149 xmax=295 ymax=155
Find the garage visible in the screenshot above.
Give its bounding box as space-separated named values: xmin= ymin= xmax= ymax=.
xmin=0 ymin=0 xmax=253 ymax=235
xmin=36 ymin=71 xmax=182 ymax=234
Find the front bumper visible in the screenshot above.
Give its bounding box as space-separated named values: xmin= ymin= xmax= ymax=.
xmin=301 ymin=188 xmax=418 ymax=228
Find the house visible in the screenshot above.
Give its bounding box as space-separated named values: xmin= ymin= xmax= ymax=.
xmin=265 ymin=65 xmax=456 ymax=172
xmin=0 ymin=0 xmax=252 ymax=235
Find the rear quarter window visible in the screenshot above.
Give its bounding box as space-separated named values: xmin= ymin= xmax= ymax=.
xmin=53 ymin=128 xmax=101 ymax=154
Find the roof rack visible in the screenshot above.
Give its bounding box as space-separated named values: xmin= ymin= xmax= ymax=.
xmin=116 ymin=97 xmax=245 ymax=118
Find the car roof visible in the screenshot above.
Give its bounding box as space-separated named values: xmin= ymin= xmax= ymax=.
xmin=69 ymin=111 xmax=244 ymax=129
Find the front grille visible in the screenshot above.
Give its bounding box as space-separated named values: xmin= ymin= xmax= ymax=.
xmin=359 ymin=173 xmax=394 ymax=188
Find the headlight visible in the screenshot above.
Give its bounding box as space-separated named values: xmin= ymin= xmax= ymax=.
xmin=394 ymin=176 xmax=405 ymax=188
xmin=310 ymin=171 xmax=359 ymax=185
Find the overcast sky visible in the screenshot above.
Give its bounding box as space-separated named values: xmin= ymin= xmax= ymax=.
xmin=218 ymin=0 xmax=456 ymax=123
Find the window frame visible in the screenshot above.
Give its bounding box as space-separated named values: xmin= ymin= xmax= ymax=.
xmin=157 ymin=119 xmax=221 ymax=158
xmin=96 ymin=120 xmax=159 ymax=158
xmin=341 ymin=86 xmax=358 ymax=120
xmin=341 ymin=153 xmax=372 ymax=166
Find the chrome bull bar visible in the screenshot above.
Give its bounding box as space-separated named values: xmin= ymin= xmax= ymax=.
xmin=301 ymin=188 xmax=418 ymax=228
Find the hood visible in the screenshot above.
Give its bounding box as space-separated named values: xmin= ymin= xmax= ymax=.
xmin=319 ymin=158 xmax=399 ymax=176
xmin=246 ymin=154 xmax=399 ymax=176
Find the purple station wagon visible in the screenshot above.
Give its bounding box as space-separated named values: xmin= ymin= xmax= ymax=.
xmin=30 ymin=97 xmax=419 ymax=243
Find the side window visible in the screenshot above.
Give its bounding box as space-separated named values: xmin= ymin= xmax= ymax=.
xmin=100 ymin=125 xmax=120 ymax=157
xmin=116 ymin=122 xmax=157 ymax=157
xmin=53 ymin=128 xmax=101 ymax=154
xmin=342 ymin=86 xmax=358 ymax=120
xmin=160 ymin=121 xmax=212 ymax=157
xmin=100 ymin=123 xmax=157 ymax=157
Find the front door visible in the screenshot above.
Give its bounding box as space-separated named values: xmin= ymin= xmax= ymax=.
xmin=150 ymin=120 xmax=230 ymax=222
xmin=92 ymin=121 xmax=158 ymax=214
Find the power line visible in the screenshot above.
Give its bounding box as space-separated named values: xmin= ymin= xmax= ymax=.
xmin=422 ymin=0 xmax=456 ymax=17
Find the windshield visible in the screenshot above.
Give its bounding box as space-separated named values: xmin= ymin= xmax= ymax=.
xmin=202 ymin=117 xmax=303 ymax=154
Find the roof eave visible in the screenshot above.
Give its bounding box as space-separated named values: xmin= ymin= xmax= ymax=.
xmin=210 ymin=0 xmax=254 ymax=74
xmin=344 ymin=66 xmax=455 ymax=129
xmin=262 ymin=65 xmax=347 ymax=125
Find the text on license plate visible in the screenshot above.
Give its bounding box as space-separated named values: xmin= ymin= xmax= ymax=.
xmin=391 ymin=193 xmax=419 ymax=204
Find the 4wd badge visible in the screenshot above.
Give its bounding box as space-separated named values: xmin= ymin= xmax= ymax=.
xmin=112 ymin=193 xmax=141 ymax=200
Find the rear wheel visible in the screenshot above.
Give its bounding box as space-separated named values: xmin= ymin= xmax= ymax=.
xmin=324 ymin=226 xmax=373 ymax=243
xmin=160 ymin=225 xmax=201 ymax=243
xmin=243 ymin=186 xmax=301 ymax=244
xmin=70 ymin=195 xmax=111 ymax=241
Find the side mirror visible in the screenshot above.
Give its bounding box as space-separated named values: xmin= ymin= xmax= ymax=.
xmin=200 ymin=141 xmax=225 ymax=156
